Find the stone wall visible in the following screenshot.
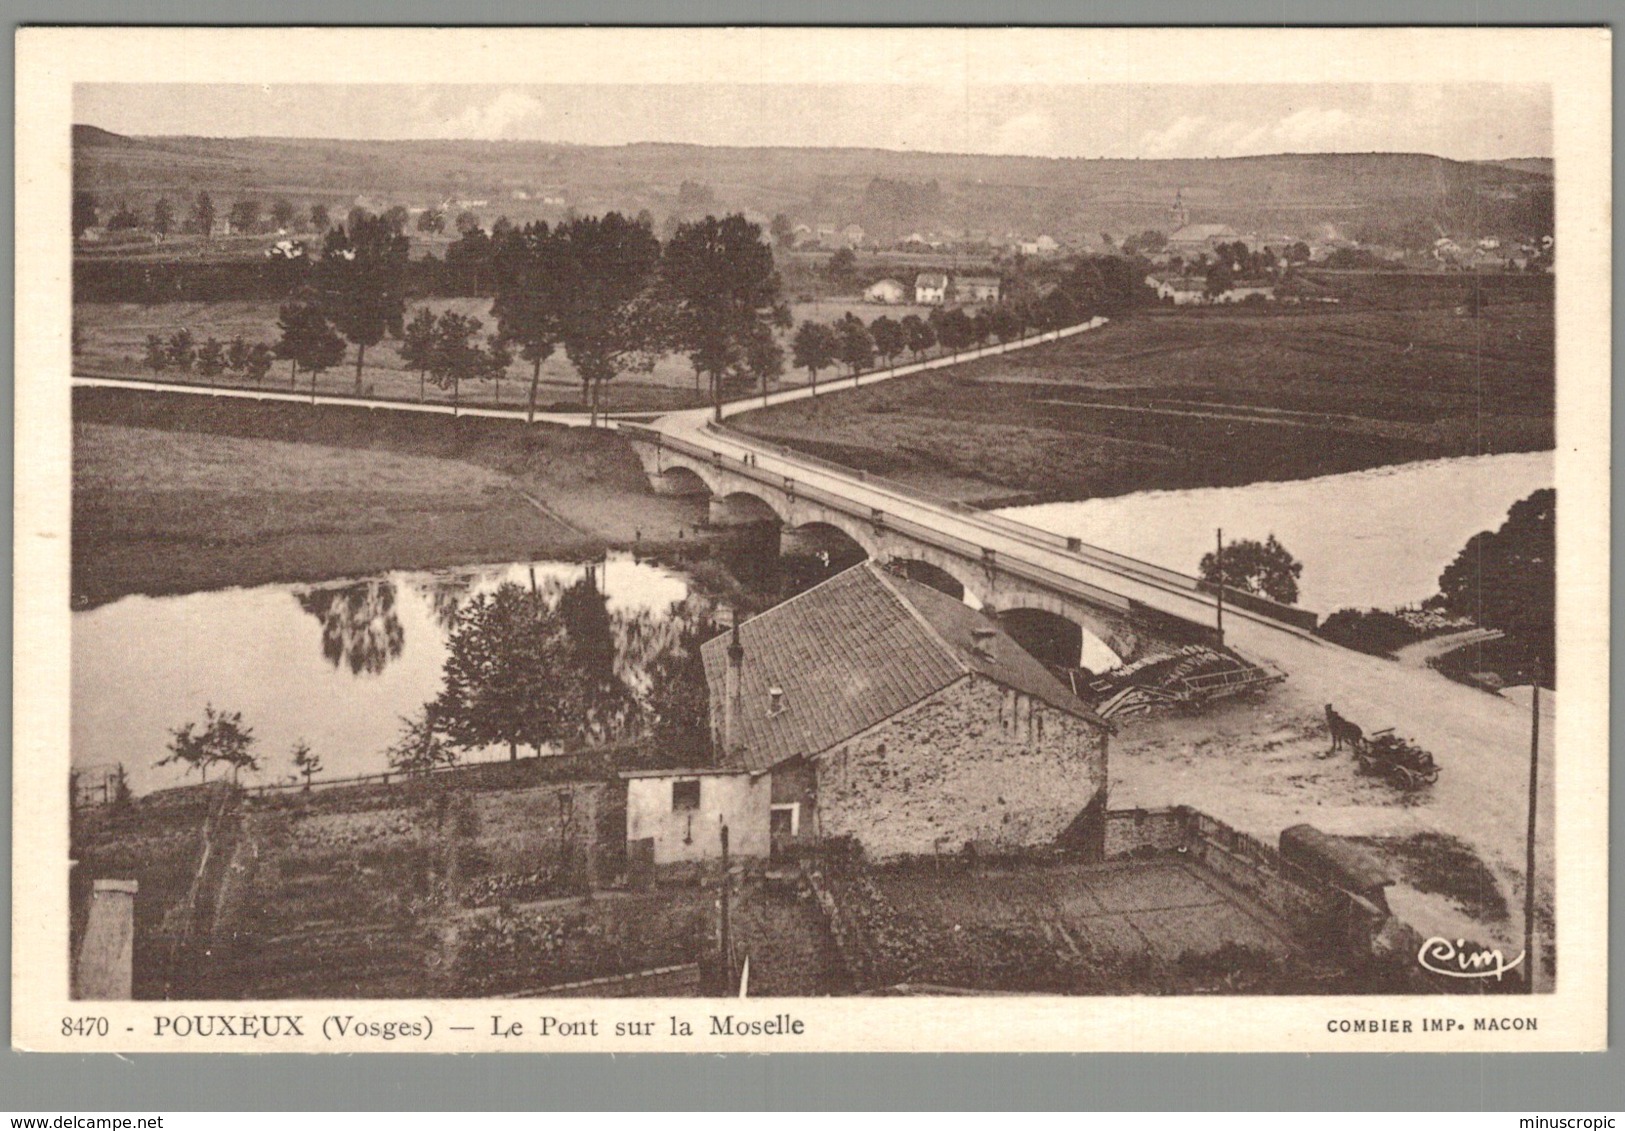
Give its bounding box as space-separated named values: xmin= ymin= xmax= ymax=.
xmin=815 ymin=674 xmax=1107 ymax=859
xmin=1104 ymin=807 xmax=1189 ymax=858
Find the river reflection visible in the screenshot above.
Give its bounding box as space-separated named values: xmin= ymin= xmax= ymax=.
xmin=72 ymin=554 xmax=701 ymax=795
xmin=296 ymin=579 xmax=407 ymax=676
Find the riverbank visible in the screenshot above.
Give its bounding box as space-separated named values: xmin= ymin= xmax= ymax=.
xmin=73 ymin=388 xmax=706 ymax=605
xmin=729 ymin=299 xmax=1554 ymax=506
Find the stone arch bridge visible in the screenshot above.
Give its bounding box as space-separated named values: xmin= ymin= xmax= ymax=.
xmin=621 ymin=427 xmax=1248 ymax=666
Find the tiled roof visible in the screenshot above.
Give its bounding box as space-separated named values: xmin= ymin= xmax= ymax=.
xmin=1169 ymin=223 xmax=1238 ymax=242
xmin=702 ymin=563 xmax=1108 ymax=775
xmin=915 ymin=272 xmax=949 ymax=288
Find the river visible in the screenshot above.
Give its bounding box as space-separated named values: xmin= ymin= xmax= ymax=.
xmin=71 ymin=554 xmax=696 ymax=796
xmin=998 ymin=451 xmax=1555 ymax=614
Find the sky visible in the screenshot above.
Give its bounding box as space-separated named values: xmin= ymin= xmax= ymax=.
xmin=74 ymin=83 xmax=1551 ymax=162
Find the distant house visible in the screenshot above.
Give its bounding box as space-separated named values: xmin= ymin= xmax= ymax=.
xmin=1166 ymin=223 xmax=1239 ymax=257
xmin=622 ymin=564 xmax=1111 ymax=865
xmin=954 ymin=275 xmax=1002 ymax=303
xmin=1020 ymin=234 xmax=1061 ymax=256
xmin=1147 ymin=273 xmax=1274 ymax=305
xmin=841 ymin=223 xmax=866 ymax=247
xmin=915 ymin=272 xmax=950 ymax=305
xmin=864 ymin=278 xmax=909 ymax=304
xmin=1147 ymin=275 xmax=1207 ymax=305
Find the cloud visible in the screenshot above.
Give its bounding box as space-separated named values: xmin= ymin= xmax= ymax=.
xmin=992 ymin=110 xmax=1055 ymax=156
xmin=1137 ymin=114 xmax=1205 ymax=158
xmin=424 ymin=90 xmax=546 ymax=139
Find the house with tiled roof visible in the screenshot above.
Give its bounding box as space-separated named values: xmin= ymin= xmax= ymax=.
xmin=914 ymin=272 xmax=949 ymax=305
xmin=623 ymin=563 xmax=1111 ymax=864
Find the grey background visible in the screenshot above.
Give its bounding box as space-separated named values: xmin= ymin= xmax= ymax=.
xmin=3 ymin=0 xmax=1618 ymax=1110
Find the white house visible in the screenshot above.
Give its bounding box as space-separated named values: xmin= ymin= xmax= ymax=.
xmin=915 ymin=272 xmax=950 ymax=305
xmin=954 ymin=275 xmax=1002 ymax=303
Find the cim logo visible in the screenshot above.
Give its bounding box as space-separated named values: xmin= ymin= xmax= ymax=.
xmin=1417 ymin=936 xmax=1526 ymax=981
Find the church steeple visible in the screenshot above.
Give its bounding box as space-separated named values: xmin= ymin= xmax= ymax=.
xmin=1170 ymin=188 xmax=1189 ymax=231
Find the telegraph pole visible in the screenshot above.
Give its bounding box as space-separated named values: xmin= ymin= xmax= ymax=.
xmin=1214 ymin=528 xmax=1225 ymax=647
xmin=1524 ymin=658 xmax=1542 ymax=993
xmin=719 ymin=823 xmax=733 ymax=994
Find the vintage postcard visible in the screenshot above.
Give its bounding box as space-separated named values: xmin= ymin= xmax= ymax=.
xmin=12 ymin=26 xmax=1610 ymax=1052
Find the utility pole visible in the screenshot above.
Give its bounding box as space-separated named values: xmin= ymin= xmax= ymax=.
xmin=719 ymin=822 xmax=732 ymax=995
xmin=1214 ymin=527 xmax=1225 ymax=647
xmin=1524 ymin=658 xmax=1542 ymax=993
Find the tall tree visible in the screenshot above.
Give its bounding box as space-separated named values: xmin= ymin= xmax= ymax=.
xmin=319 ymin=213 xmax=411 ymax=393
xmin=869 ymin=315 xmax=905 ymax=365
xmin=743 ymin=320 xmax=785 ymax=406
xmin=269 ymin=198 xmax=296 ymax=232
xmin=433 ymin=583 xmax=573 ymax=760
xmin=191 ymin=191 xmax=216 ymax=236
xmin=554 ymin=212 xmax=664 ymax=425
xmin=417 ymin=208 xmax=445 ymax=234
xmin=1199 ymin=534 xmax=1303 ymax=606
xmin=1437 ymin=488 xmax=1556 ymax=670
xmin=791 ymin=321 xmax=840 ymax=395
xmin=151 ymin=196 xmax=175 ymax=237
xmin=274 ymin=301 xmax=347 ymax=393
xmin=643 ymin=611 xmax=720 ymax=767
xmin=424 ymin=310 xmax=507 ymax=412
xmin=662 ymin=213 xmax=785 ymax=420
xmin=228 ymin=198 xmax=262 ymax=234
xmin=837 ymin=314 xmax=875 ymax=374
xmin=900 ymin=313 xmax=935 ymax=360
xmin=308 ymin=203 xmax=331 ymax=233
xmin=491 ymin=221 xmax=568 ymax=422
xmin=400 ymin=306 xmax=438 ymax=402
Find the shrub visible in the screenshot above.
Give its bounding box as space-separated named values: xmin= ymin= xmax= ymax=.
xmin=1316 ymin=608 xmax=1423 ymax=656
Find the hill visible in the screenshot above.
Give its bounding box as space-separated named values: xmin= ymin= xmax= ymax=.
xmin=73 ymin=128 xmax=1553 ymax=249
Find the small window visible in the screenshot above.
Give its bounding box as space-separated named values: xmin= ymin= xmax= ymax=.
xmin=672 ymin=779 xmax=701 ymax=812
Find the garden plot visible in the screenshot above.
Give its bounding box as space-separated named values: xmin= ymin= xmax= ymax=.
xmin=844 ymin=857 xmax=1303 ymax=991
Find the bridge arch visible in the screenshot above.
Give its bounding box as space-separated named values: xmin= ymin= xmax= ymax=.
xmin=709 ymin=489 xmax=785 ymax=528
xmin=653 ymin=465 xmax=711 ymax=498
xmin=987 ymin=585 xmax=1140 ymax=670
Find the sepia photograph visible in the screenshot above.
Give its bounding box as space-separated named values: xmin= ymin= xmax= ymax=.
xmin=13 ymin=26 xmax=1609 ymax=1053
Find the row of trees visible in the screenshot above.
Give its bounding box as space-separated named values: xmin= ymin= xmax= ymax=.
xmin=142 ymin=330 xmax=275 ymax=382
xmin=785 ymin=289 xmax=1089 ymax=396
xmin=73 ymin=189 xmax=363 ymax=240
xmin=135 ymin=204 xmax=1117 ymax=417
xmin=257 ymin=209 xmax=792 ymax=424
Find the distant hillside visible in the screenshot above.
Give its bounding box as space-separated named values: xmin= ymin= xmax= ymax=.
xmin=73 ymin=128 xmax=1554 ymax=248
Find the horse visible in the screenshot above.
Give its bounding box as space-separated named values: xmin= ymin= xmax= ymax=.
xmin=1325 ymin=704 xmax=1363 ymax=755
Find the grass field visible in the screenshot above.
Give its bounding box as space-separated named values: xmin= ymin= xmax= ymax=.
xmin=72 ymin=297 xmax=943 ymax=414
xmin=731 ymin=285 xmax=1554 ymax=506
xmin=72 ymin=388 xmax=706 ymax=605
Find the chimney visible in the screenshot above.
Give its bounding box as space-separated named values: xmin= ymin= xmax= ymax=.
xmin=723 ymin=620 xmax=744 ymax=755
xmin=971 ymin=626 xmax=999 ymax=661
xmin=768 ymin=687 xmax=785 ymax=717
